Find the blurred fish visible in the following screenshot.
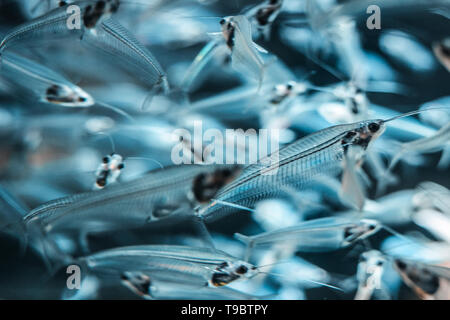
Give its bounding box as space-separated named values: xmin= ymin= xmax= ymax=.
xmin=245 ymin=0 xmax=283 ymax=40
xmin=0 ymin=1 xmax=120 ymax=53
xmin=220 ymin=15 xmax=268 ymax=87
xmin=183 ymin=14 xmax=269 ymax=92
xmin=121 ymin=272 xmax=265 ymax=300
xmin=234 ymin=217 xmax=381 ymax=261
xmin=0 ymin=52 xmax=94 ymax=107
xmin=199 ymin=116 xmax=389 ymax=222
xmin=433 ymin=38 xmax=450 ymax=72
xmin=393 ymin=258 xmax=450 ymax=300
xmin=379 ymin=30 xmax=437 ymax=73
xmin=81 ymin=245 xmax=258 ymax=288
xmin=354 ymin=250 xmax=388 ymax=300
xmin=386 ymin=121 xmax=450 ymax=172
xmin=23 ymin=165 xmax=240 ymax=258
xmin=81 ymin=17 xmax=169 ymax=95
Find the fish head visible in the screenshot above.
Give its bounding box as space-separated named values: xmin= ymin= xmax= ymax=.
xmin=343 ymin=219 xmax=381 ymax=245
xmin=254 ymin=1 xmax=281 ymax=27
xmin=229 ymin=260 xmax=259 ymax=279
xmin=83 ymin=0 xmax=120 ymax=29
xmin=109 ymin=153 xmax=125 ymax=171
xmin=192 ymin=167 xmax=240 ymax=203
xmin=393 ymin=259 xmax=441 ymax=299
xmin=120 ymin=271 xmax=153 ymax=299
xmin=45 ymin=84 xmax=94 ymax=107
xmin=343 ymin=119 xmax=386 ymax=152
xmin=357 ymin=250 xmax=386 ymax=287
xmin=210 ymin=271 xmax=239 ymax=287
xmin=220 ymin=16 xmax=235 ymax=49
xmin=211 ymin=260 xmax=258 ymax=286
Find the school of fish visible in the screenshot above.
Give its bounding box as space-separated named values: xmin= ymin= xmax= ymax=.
xmin=0 ymin=0 xmax=449 ymax=300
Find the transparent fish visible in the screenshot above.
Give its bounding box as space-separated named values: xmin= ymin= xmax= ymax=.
xmin=0 ymin=52 xmax=94 ymax=107
xmin=0 ymin=1 xmax=120 ymax=53
xmin=234 ymin=217 xmax=381 ymax=261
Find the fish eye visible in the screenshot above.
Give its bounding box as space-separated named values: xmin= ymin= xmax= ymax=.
xmin=396 ymin=260 xmax=407 ymax=270
xmin=368 ymin=122 xmax=380 ymax=133
xmin=343 ymin=227 xmax=353 ymax=239
xmin=95 ymin=1 xmax=106 ymax=10
xmin=96 ymin=178 xmax=106 ymax=187
xmin=368 ymin=224 xmax=376 ymax=230
xmin=211 ymin=272 xmax=237 ymax=286
xmin=344 ymin=131 xmax=357 ymax=139
xmin=46 ymin=85 xmax=60 ymax=96
xmin=376 ymin=261 xmax=384 ymax=266
xmin=118 ymin=163 xmax=124 ymax=170
xmin=219 ymin=19 xmax=226 ymax=25
xmin=102 ymin=157 xmax=110 ymax=163
xmin=235 ymin=265 xmax=248 ymax=274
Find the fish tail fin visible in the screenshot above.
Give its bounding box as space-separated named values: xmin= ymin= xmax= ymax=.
xmin=257 ymin=56 xmax=277 ymax=92
xmin=234 ymin=233 xmax=254 ymax=262
xmin=387 ymin=150 xmax=404 ymax=173
xmin=377 ymin=146 xmax=406 ymax=195
xmin=375 ymin=168 xmax=398 ymax=197
xmin=141 ymin=75 xmax=170 ymax=112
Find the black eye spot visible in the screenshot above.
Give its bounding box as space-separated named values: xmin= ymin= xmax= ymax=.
xmin=442 ymin=44 xmax=450 ymax=56
xmin=344 ymin=131 xmax=357 ymax=139
xmin=286 ymin=83 xmax=293 ymax=90
xmin=368 ymin=224 xmax=376 ymax=230
xmin=235 ymin=265 xmax=248 ymax=274
xmin=376 ymin=261 xmax=384 ymax=266
xmin=211 ymin=272 xmax=238 ymax=287
xmin=219 ymin=19 xmax=225 ymax=25
xmin=368 ymin=122 xmax=380 ymax=133
xmin=396 ymin=260 xmax=407 ymax=270
xmin=46 ymin=85 xmax=60 ymax=96
xmin=96 ymin=178 xmax=106 ymax=187
xmin=102 ymin=157 xmax=109 ymax=163
xmin=95 ymin=0 xmax=106 ymax=10
xmin=118 ymin=163 xmax=124 ymax=170
xmin=220 ymin=169 xmax=232 ymax=177
xmin=344 ymin=227 xmax=353 ymax=239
